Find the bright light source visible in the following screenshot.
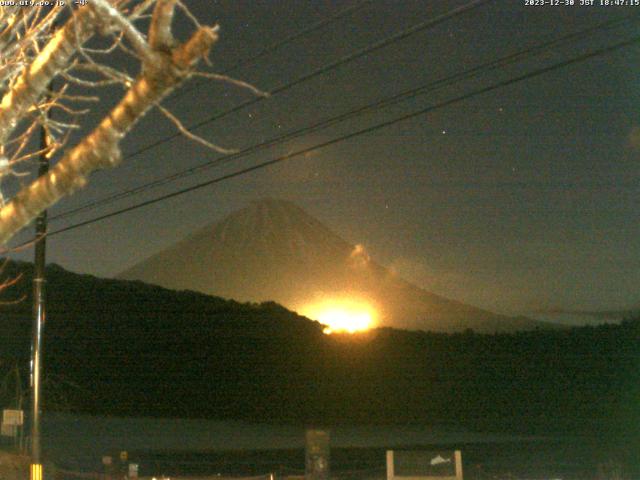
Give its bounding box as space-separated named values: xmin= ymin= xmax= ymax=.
xmin=299 ymin=297 xmax=377 ymax=334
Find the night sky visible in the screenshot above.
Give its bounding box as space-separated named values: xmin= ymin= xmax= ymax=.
xmin=7 ymin=0 xmax=640 ymax=318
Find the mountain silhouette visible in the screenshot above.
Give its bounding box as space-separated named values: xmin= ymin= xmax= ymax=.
xmin=119 ymin=199 xmax=547 ymax=332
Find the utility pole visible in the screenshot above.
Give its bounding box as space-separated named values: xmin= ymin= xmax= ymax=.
xmin=30 ymin=108 xmax=50 ymax=480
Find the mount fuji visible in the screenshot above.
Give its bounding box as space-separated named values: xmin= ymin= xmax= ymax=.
xmin=119 ymin=199 xmax=548 ymax=332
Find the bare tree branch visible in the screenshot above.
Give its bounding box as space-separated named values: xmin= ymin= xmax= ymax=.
xmin=193 ymin=71 xmax=269 ymax=98
xmin=149 ymin=0 xmax=177 ymax=50
xmin=0 ymin=8 xmax=219 ymax=245
xmin=0 ymin=5 xmax=96 ymax=145
xmin=157 ymin=103 xmax=237 ymax=154
xmin=89 ymin=0 xmax=155 ymax=64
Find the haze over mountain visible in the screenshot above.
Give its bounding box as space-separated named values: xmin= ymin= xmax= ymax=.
xmin=119 ymin=199 xmax=547 ymax=333
xmin=534 ymin=307 xmax=640 ymax=321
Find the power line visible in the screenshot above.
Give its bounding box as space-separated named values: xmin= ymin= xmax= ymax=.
xmin=119 ymin=0 xmax=491 ymax=161
xmin=50 ymin=12 xmax=640 ymax=222
xmin=165 ymin=0 xmax=375 ymax=105
xmin=51 ymin=0 xmax=491 ymax=220
xmin=43 ymin=34 xmax=640 ymax=240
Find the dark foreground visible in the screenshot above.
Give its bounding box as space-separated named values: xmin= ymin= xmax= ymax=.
xmin=118 ymin=440 xmax=636 ymax=480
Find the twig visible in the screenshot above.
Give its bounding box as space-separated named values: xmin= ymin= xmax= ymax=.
xmin=157 ymin=103 xmax=238 ymax=154
xmin=193 ymin=71 xmax=269 ymax=97
xmin=89 ymin=0 xmax=155 ymax=64
xmin=176 ymin=0 xmax=202 ymax=29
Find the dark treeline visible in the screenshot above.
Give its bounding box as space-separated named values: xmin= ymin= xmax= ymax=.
xmin=0 ymin=260 xmax=638 ymax=446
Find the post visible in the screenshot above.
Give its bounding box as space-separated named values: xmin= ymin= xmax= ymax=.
xmin=454 ymin=450 xmax=463 ymax=480
xmin=386 ymin=450 xmax=394 ymax=480
xmin=30 ymin=110 xmax=50 ymax=480
xmin=305 ymin=429 xmax=330 ymax=480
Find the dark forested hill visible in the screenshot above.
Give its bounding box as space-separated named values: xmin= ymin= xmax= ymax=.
xmin=0 ymin=260 xmax=638 ymax=445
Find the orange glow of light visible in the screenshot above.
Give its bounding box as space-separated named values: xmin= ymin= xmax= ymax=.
xmin=300 ymin=297 xmax=377 ymax=334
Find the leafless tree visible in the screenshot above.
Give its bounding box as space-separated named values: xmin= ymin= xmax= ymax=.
xmin=0 ymin=1 xmax=259 ymax=247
